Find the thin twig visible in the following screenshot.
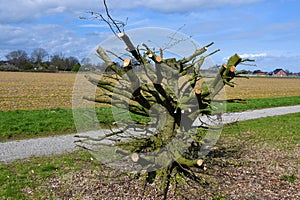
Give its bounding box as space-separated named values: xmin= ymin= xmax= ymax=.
xmin=103 ymin=0 xmax=122 ymax=33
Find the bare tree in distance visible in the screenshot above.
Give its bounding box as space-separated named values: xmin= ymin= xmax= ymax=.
xmin=5 ymin=50 xmax=31 ymax=70
xmin=31 ymin=48 xmax=48 ymax=67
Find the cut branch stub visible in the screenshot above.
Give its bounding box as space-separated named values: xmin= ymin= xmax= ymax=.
xmin=123 ymin=58 xmax=131 ymax=68
xmin=118 ymin=32 xmax=135 ymax=51
xmin=197 ymin=159 xmax=204 ymax=167
xmin=179 ymin=42 xmax=214 ymax=64
xmin=142 ymin=43 xmax=163 ymax=64
xmin=118 ymin=32 xmax=141 ymax=61
xmin=131 ymin=153 xmax=139 ymax=162
xmin=96 ymin=46 xmax=125 ymax=76
xmin=155 ymin=56 xmax=162 ymax=63
xmin=230 ymin=65 xmax=236 ymax=72
xmin=194 ymin=88 xmax=201 ymax=95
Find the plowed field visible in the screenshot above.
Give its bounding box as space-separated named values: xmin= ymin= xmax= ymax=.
xmin=0 ymin=72 xmax=299 ymax=111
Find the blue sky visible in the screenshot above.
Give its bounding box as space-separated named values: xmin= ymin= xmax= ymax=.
xmin=0 ymin=0 xmax=299 ymax=72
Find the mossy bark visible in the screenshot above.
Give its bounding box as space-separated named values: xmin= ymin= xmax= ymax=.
xmin=78 ymin=32 xmax=247 ymax=200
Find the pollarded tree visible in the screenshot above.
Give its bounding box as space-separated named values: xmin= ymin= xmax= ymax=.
xmin=74 ymin=1 xmax=253 ymax=199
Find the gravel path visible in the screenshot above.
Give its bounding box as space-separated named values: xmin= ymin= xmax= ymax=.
xmin=1 ymin=105 xmax=300 ymax=163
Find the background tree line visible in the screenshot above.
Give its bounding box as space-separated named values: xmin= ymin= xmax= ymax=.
xmin=0 ymin=48 xmax=81 ymax=72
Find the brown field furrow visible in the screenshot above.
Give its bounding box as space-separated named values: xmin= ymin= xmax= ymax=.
xmin=225 ymin=77 xmax=300 ymax=99
xmin=0 ymin=72 xmax=299 ymax=111
xmin=0 ymin=72 xmax=76 ymax=111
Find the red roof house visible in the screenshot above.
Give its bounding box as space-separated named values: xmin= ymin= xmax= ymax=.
xmin=272 ymin=69 xmax=287 ymax=77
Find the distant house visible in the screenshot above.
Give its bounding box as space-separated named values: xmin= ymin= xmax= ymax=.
xmin=252 ymin=70 xmax=266 ymax=76
xmin=272 ymin=69 xmax=287 ymax=77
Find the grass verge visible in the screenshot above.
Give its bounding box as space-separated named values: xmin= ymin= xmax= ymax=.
xmin=226 ymin=95 xmax=300 ymax=112
xmin=0 ymin=113 xmax=299 ymax=199
xmin=0 ymin=107 xmax=148 ymax=142
xmin=0 ymin=96 xmax=299 ymax=141
xmin=221 ymin=112 xmax=300 ymax=150
xmin=0 ymin=108 xmax=75 ymax=140
xmin=0 ymin=151 xmax=101 ymax=199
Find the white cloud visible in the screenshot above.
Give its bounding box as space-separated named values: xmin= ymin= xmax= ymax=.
xmin=239 ymin=53 xmax=267 ymax=58
xmin=222 ymin=52 xmax=267 ymax=61
xmin=0 ymin=0 xmax=99 ymax=23
xmin=0 ymin=0 xmax=262 ymax=23
xmin=0 ymin=25 xmax=32 ymax=46
xmin=0 ymin=23 xmax=93 ymax=59
xmin=249 ymin=54 xmax=300 ymax=72
xmin=46 ymin=6 xmax=67 ymax=14
xmin=107 ymin=0 xmax=262 ymax=12
xmin=0 ymin=49 xmax=11 ymax=60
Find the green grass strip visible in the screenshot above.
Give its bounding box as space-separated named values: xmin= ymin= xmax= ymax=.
xmin=0 ymin=150 xmax=100 ymax=199
xmin=0 ymin=113 xmax=299 ymax=198
xmin=222 ymin=112 xmax=300 ymax=150
xmin=226 ymin=96 xmax=300 ymax=112
xmin=0 ymin=96 xmax=299 ymax=141
xmin=0 ymin=108 xmax=75 ymax=140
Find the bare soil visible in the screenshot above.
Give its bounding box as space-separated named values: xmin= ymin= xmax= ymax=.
xmin=26 ymin=137 xmax=300 ymax=200
xmin=1 ymin=72 xmax=299 ymax=111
